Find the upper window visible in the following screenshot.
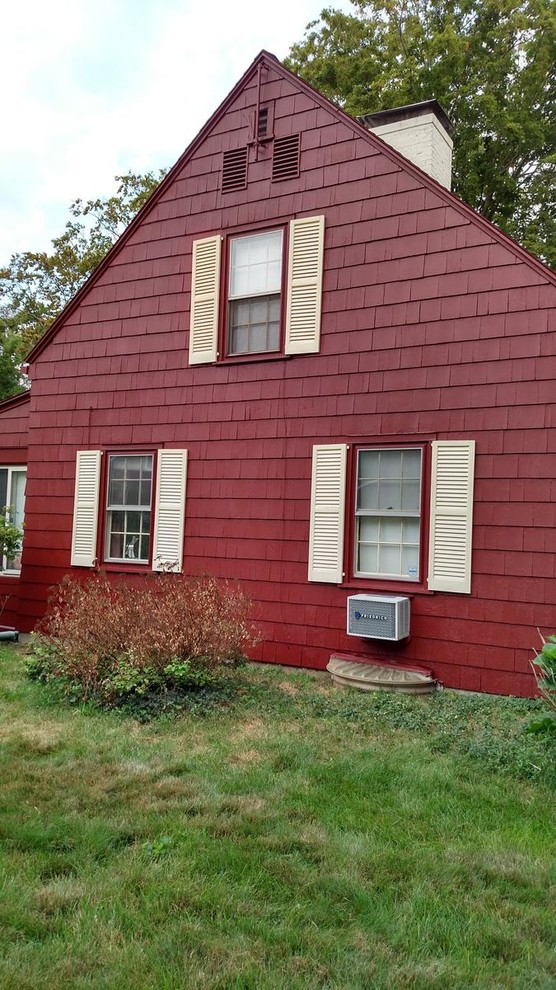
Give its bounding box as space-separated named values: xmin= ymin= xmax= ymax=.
xmin=0 ymin=466 xmax=26 ymax=573
xmin=104 ymin=454 xmax=153 ymax=563
xmin=228 ymin=230 xmax=283 ymax=355
xmin=188 ymin=215 xmax=325 ymax=366
xmin=355 ymin=448 xmax=422 ymax=582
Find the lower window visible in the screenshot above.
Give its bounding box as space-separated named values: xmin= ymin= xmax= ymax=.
xmin=104 ymin=454 xmax=153 ymax=563
xmin=0 ymin=466 xmax=26 ymax=572
xmin=355 ymin=447 xmax=422 ymax=581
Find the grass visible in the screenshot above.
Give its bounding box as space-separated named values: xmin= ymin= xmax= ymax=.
xmin=1 ymin=643 xmax=555 ymax=989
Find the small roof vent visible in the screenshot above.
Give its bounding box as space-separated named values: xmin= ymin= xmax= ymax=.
xmin=272 ymin=134 xmax=300 ymax=182
xmin=222 ymin=147 xmax=248 ymax=192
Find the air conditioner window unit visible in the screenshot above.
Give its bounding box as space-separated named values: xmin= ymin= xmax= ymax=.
xmin=347 ymin=594 xmax=410 ymax=641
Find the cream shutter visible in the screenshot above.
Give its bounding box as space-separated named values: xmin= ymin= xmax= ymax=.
xmin=71 ymin=450 xmax=102 ymax=567
xmin=308 ymin=443 xmax=347 ymax=583
xmin=428 ymin=440 xmax=475 ymax=593
xmin=285 ymin=215 xmax=325 ymax=354
xmin=152 ymin=449 xmax=188 ymax=572
xmin=189 ymin=236 xmax=221 ymax=365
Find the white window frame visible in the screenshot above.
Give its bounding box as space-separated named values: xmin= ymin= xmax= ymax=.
xmin=227 ymin=229 xmax=284 ymax=356
xmin=0 ymin=466 xmax=26 ymax=574
xmin=104 ymin=454 xmax=154 ymax=565
xmin=354 ymin=447 xmax=423 ymax=583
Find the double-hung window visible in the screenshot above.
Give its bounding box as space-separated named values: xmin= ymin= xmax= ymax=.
xmin=308 ymin=440 xmax=475 ymax=594
xmin=228 ymin=230 xmax=283 ymax=355
xmin=104 ymin=454 xmax=153 ymax=563
xmin=71 ymin=449 xmax=188 ymax=572
xmin=188 ymin=215 xmax=325 ymax=365
xmin=0 ymin=466 xmax=26 ymax=573
xmin=355 ymin=448 xmax=422 ymax=581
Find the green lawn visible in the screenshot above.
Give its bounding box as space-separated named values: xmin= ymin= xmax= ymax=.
xmin=1 ymin=644 xmax=555 ymax=989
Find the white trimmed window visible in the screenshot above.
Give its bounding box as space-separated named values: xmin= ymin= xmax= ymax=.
xmin=71 ymin=449 xmax=188 ymax=572
xmin=0 ymin=466 xmax=26 ymax=573
xmin=188 ymin=215 xmax=325 ymax=364
xmin=105 ymin=454 xmax=153 ymax=563
xmin=308 ymin=440 xmax=475 ymax=594
xmin=355 ymin=448 xmax=422 ymax=582
xmin=228 ymin=230 xmax=283 ymax=355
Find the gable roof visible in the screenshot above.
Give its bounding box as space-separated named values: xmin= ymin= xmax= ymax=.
xmin=26 ymin=49 xmax=556 ymax=365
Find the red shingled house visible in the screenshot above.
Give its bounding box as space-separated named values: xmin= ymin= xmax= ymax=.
xmin=2 ymin=51 xmax=556 ymax=696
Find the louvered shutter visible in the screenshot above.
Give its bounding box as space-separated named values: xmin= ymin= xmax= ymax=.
xmin=308 ymin=444 xmax=347 ymax=583
xmin=285 ymin=215 xmax=325 ymax=355
xmin=71 ymin=450 xmax=102 ymax=567
xmin=428 ymin=440 xmax=475 ymax=593
xmin=152 ymin=449 xmax=188 ymax=572
xmin=189 ymin=236 xmax=221 ymax=365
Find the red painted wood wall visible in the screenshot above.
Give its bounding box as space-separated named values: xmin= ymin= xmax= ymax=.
xmin=14 ymin=55 xmax=556 ymax=696
xmin=0 ymin=393 xmax=29 ymax=627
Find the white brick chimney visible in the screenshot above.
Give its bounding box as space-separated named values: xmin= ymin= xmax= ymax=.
xmin=359 ymin=100 xmax=454 ymax=190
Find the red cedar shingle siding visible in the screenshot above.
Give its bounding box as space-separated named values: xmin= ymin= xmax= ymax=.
xmin=15 ymin=55 xmax=556 ymax=696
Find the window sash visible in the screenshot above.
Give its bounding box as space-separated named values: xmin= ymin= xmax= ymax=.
xmin=104 ymin=455 xmax=153 ymax=564
xmin=228 ymin=230 xmax=283 ymax=355
xmin=354 ymin=448 xmax=422 ymax=582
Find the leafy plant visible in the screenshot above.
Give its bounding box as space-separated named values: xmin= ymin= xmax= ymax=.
xmin=530 ymin=631 xmax=556 ymax=733
xmin=0 ymin=507 xmax=23 ymax=570
xmin=27 ymin=573 xmax=254 ymax=711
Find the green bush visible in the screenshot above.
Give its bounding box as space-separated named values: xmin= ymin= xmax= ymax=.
xmin=530 ymin=633 xmax=556 ymax=734
xmin=27 ymin=573 xmax=254 ymax=712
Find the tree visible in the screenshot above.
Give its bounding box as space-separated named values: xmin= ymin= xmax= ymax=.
xmin=286 ymin=0 xmax=556 ymax=267
xmin=0 ymin=170 xmax=165 ymax=400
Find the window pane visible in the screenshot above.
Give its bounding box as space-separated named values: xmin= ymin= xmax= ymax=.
xmin=378 ymin=543 xmax=401 ymax=574
xmin=358 ymin=450 xmax=379 ymax=480
xmin=0 ymin=470 xmax=7 ymax=513
xmin=401 ymin=480 xmax=420 ymax=511
xmin=124 ymin=480 xmax=140 ymax=506
xmin=108 ymin=479 xmax=124 ymax=505
xmin=380 ymin=518 xmax=402 ymax=543
xmin=110 ymin=457 xmax=126 ymax=480
xmin=357 ymin=480 xmax=378 ymax=511
xmin=358 ymin=517 xmax=379 ymax=542
xmin=401 ymin=545 xmax=420 ymax=577
xmin=402 ymin=449 xmax=421 ymax=478
xmin=379 ymin=449 xmax=403 ymax=480
xmin=378 ymin=481 xmax=401 ymax=511
xmin=358 ymin=543 xmax=378 ymax=573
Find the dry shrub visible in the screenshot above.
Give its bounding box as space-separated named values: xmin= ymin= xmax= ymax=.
xmin=29 ymin=573 xmax=255 ymax=706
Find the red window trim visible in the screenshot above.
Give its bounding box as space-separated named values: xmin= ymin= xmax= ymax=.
xmin=97 ymin=447 xmax=158 ymax=572
xmin=217 ymin=221 xmax=289 ymax=363
xmin=343 ymin=439 xmax=433 ymax=595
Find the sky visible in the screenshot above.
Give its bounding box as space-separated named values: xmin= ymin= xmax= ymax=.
xmin=1 ymin=0 xmax=352 ymax=266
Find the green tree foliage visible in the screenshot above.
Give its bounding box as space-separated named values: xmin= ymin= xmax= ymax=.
xmin=286 ymin=0 xmax=556 ymax=267
xmin=0 ymin=170 xmax=165 ymax=400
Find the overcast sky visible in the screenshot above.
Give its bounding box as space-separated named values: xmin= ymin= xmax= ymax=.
xmin=1 ymin=0 xmax=351 ymax=266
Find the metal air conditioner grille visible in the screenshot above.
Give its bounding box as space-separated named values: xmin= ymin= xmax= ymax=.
xmin=222 ymin=147 xmax=248 ymax=192
xmin=272 ymin=134 xmax=300 ymax=181
xmin=347 ymin=595 xmax=410 ymax=641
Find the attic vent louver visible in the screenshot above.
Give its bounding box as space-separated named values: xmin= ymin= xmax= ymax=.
xmin=272 ymin=134 xmax=300 ymax=181
xmin=222 ymin=147 xmax=248 ymax=192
